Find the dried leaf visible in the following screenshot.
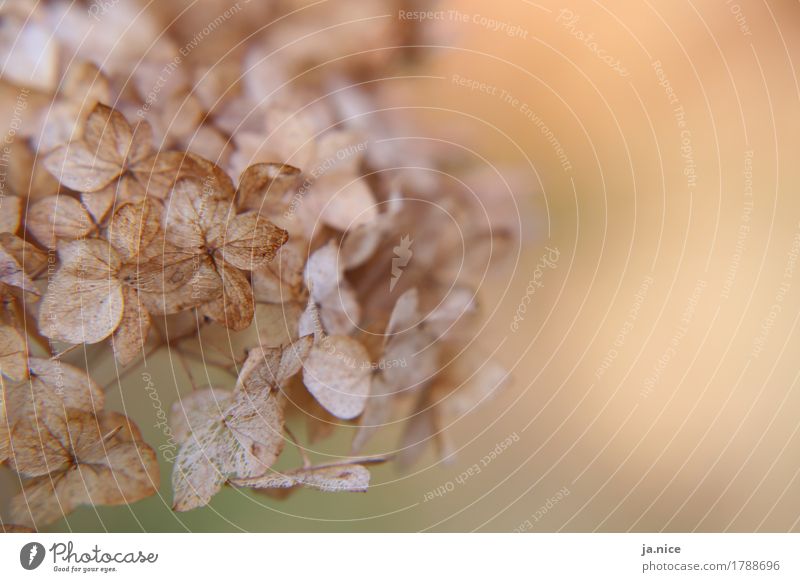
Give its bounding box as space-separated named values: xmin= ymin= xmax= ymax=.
xmin=302 ymin=335 xmax=371 ymax=419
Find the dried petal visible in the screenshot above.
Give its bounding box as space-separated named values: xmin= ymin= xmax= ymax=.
xmin=236 ymin=336 xmax=313 ymax=394
xmin=302 ymin=336 xmax=371 ymax=419
xmin=27 ymin=196 xmax=95 ymax=249
xmin=0 ymin=195 xmax=22 ymax=234
xmin=252 ymin=240 xmax=306 ymax=304
xmin=44 ymin=141 xmax=121 ymax=193
xmin=38 ymin=240 xmax=123 ymax=344
xmin=304 ymin=240 xmax=341 ymax=302
xmin=112 ymin=287 xmax=150 ymax=366
xmin=0 ymin=326 xmax=27 ymax=382
xmin=171 ymin=386 xmax=284 ymax=511
xmin=236 ymin=163 xmax=300 ymax=211
xmin=107 ymin=198 xmax=163 ymax=262
xmin=212 ymin=211 xmax=288 ymax=271
xmin=126 ymin=248 xmax=221 ymax=315
xmin=6 ymin=357 xmax=104 ymax=425
xmin=316 ymin=174 xmax=377 ymax=232
xmin=0 ymin=234 xmax=45 ymax=295
xmin=199 ymin=261 xmax=254 ymax=331
xmin=234 ymin=463 xmax=371 ymax=492
xmin=9 ymin=410 xmax=159 ymax=528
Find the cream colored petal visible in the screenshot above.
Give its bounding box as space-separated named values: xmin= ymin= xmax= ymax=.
xmin=302 ymin=336 xmax=371 ymax=419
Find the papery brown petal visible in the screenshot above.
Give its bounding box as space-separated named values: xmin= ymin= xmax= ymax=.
xmin=81 ymin=189 xmax=116 ymax=224
xmin=0 ymin=235 xmax=40 ymax=298
xmin=82 ymin=104 xmax=133 ymax=165
xmin=251 ymin=239 xmax=306 ymax=305
xmin=236 ymin=335 xmax=313 ymax=394
xmin=10 ymin=410 xmax=159 ymax=528
xmin=164 ymin=177 xmax=233 ymax=248
xmin=27 ymin=195 xmax=95 ymax=249
xmin=302 ymin=335 xmax=371 ymax=419
xmin=0 ymin=195 xmax=22 ymax=234
xmin=128 ymin=121 xmax=154 ymax=164
xmin=236 ymin=163 xmax=300 ymax=211
xmin=199 ymin=261 xmax=253 ymax=331
xmin=107 ymin=198 xmax=164 ymax=261
xmin=7 ymin=414 xmax=73 ymax=478
xmin=170 ymin=386 xmax=284 ymax=511
xmin=62 ymin=60 xmax=110 ymax=105
xmin=172 ymin=444 xmax=224 ymax=512
xmin=7 ymin=357 xmax=105 ymax=425
xmin=43 ymin=142 xmax=120 ymax=192
xmin=112 ymin=287 xmax=150 ymax=366
xmin=169 ymin=387 xmax=231 ymax=446
xmin=0 ymin=325 xmax=27 ymax=382
xmin=142 ymin=151 xmax=235 ymax=201
xmin=38 ymin=240 xmax=123 ymax=344
xmin=133 ymin=250 xmax=222 ymax=315
xmin=213 ymin=211 xmax=288 ymax=271
xmin=233 ymin=463 xmax=371 ymax=492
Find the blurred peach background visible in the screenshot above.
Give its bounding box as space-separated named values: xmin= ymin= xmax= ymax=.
xmin=2 ymin=0 xmax=800 ymax=532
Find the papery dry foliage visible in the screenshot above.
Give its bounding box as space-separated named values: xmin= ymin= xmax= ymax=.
xmin=0 ymin=0 xmax=514 ymax=529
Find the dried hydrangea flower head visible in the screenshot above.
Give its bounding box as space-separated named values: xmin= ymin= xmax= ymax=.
xmin=0 ymin=0 xmax=514 ymax=527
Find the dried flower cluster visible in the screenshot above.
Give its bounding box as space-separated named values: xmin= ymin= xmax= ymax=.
xmin=0 ymin=0 xmax=512 ymax=529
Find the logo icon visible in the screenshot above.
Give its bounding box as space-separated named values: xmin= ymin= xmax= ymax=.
xmin=390 ymin=234 xmax=413 ymax=292
xmin=20 ymin=542 xmax=46 ymax=570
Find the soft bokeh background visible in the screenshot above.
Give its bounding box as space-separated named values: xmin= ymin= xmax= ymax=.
xmin=2 ymin=0 xmax=800 ymax=532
